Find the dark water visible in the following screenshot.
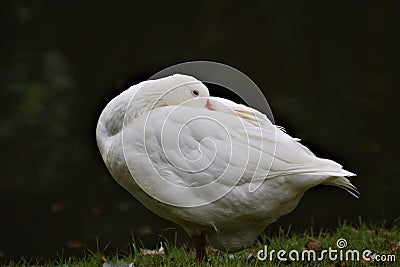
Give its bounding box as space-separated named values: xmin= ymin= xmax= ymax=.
xmin=1 ymin=1 xmax=399 ymax=260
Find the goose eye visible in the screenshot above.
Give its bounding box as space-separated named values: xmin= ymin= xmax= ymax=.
xmin=192 ymin=90 xmax=199 ymax=96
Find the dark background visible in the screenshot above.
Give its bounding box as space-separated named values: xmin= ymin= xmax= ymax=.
xmin=1 ymin=1 xmax=399 ymax=260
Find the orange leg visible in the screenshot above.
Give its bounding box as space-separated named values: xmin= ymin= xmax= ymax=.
xmin=192 ymin=232 xmax=206 ymax=261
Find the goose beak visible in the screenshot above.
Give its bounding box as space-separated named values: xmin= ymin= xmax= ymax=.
xmin=205 ymin=99 xmax=214 ymax=110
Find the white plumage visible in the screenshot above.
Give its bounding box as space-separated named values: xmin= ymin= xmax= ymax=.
xmin=96 ymin=74 xmax=357 ymax=260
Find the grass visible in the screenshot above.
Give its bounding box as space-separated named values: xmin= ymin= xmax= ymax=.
xmin=3 ymin=220 xmax=399 ymax=267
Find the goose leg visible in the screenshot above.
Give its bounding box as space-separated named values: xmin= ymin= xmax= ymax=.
xmin=192 ymin=232 xmax=206 ymax=261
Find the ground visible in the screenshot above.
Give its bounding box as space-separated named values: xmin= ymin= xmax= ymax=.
xmin=4 ymin=220 xmax=399 ymax=266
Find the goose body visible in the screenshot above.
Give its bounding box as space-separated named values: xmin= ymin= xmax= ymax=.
xmin=96 ymin=74 xmax=357 ymax=259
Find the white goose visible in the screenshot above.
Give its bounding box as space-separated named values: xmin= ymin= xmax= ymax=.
xmin=96 ymin=74 xmax=357 ymax=261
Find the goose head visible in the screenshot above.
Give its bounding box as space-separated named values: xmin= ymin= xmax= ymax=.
xmin=128 ymin=74 xmax=211 ymax=119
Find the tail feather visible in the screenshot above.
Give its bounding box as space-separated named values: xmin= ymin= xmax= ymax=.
xmin=323 ymin=176 xmax=359 ymax=198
